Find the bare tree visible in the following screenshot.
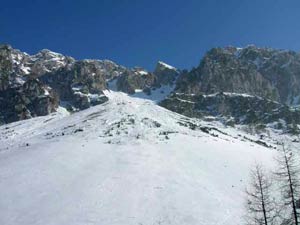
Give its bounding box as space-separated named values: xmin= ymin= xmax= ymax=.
xmin=245 ymin=163 xmax=277 ymax=225
xmin=275 ymin=144 xmax=300 ymax=225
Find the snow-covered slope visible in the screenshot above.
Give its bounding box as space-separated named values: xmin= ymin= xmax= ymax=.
xmin=0 ymin=91 xmax=277 ymax=225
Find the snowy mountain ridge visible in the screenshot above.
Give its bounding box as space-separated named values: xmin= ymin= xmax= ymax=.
xmin=0 ymin=44 xmax=180 ymax=124
xmin=3 ymin=44 xmax=300 ymax=134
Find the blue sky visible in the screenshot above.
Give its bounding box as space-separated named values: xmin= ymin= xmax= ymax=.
xmin=1 ymin=0 xmax=300 ymax=70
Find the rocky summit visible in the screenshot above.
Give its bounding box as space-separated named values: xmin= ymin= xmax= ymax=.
xmin=2 ymin=44 xmax=300 ymax=135
xmin=176 ymin=45 xmax=300 ymax=105
xmin=0 ymin=44 xmax=181 ymax=124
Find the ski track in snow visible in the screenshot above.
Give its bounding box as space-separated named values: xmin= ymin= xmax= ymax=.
xmin=0 ymin=91 xmax=280 ymax=225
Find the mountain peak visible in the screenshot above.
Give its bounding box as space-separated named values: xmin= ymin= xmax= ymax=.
xmin=35 ymin=48 xmax=66 ymax=59
xmin=157 ymin=61 xmax=177 ymax=71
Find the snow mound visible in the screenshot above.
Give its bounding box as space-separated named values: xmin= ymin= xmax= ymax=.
xmin=0 ymin=91 xmax=278 ymax=225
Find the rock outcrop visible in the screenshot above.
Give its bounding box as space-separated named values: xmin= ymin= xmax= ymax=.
xmin=1 ymin=45 xmax=180 ymax=123
xmin=41 ymin=60 xmax=113 ymax=109
xmin=160 ymin=92 xmax=300 ymax=133
xmin=0 ymin=45 xmax=114 ymax=123
xmin=0 ymin=78 xmax=57 ymax=124
xmin=116 ymin=68 xmax=156 ymax=94
xmin=176 ymin=46 xmax=300 ymax=105
xmin=153 ymin=61 xmax=180 ymax=86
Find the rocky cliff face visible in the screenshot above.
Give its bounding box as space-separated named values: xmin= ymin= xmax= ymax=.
xmin=160 ymin=92 xmax=300 ymax=134
xmin=0 ymin=45 xmax=114 ymax=123
xmin=3 ymin=43 xmax=300 ymax=132
xmin=116 ymin=68 xmax=156 ymax=94
xmin=0 ymin=45 xmax=180 ymax=124
xmin=176 ymin=46 xmax=300 ymax=105
xmin=0 ymin=45 xmax=58 ymax=124
xmin=115 ymin=61 xmax=180 ymax=95
xmin=40 ymin=60 xmax=119 ymax=109
xmin=160 ymin=46 xmax=300 ymax=133
xmin=154 ymin=61 xmax=180 ymax=86
xmin=0 ymin=78 xmax=58 ymax=124
xmin=0 ymin=45 xmax=25 ymax=91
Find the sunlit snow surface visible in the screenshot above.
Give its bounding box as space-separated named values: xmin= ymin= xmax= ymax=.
xmin=0 ymin=91 xmax=278 ymax=225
